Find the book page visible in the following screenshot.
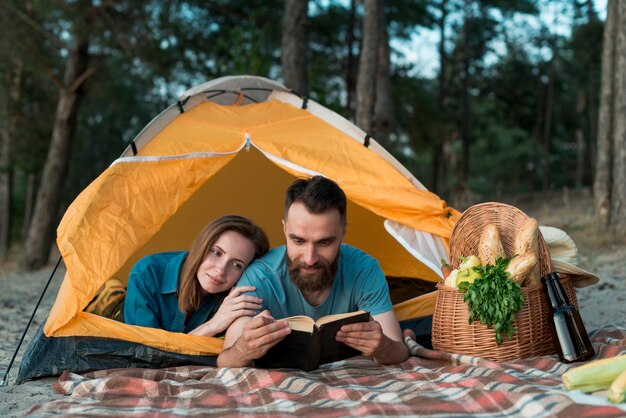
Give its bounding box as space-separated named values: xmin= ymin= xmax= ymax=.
xmin=316 ymin=310 xmax=368 ymax=327
xmin=285 ymin=316 xmax=315 ymax=333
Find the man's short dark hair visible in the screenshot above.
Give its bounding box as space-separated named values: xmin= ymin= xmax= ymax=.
xmin=285 ymin=176 xmax=347 ymax=225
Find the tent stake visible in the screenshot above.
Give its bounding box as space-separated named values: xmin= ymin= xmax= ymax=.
xmin=0 ymin=256 xmax=63 ymax=386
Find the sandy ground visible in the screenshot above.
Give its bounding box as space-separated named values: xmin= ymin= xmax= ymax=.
xmin=0 ymin=263 xmax=63 ymax=417
xmin=0 ymin=190 xmax=624 ymax=416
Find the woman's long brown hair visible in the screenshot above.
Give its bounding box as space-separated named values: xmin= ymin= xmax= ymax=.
xmin=178 ymin=215 xmax=269 ymax=313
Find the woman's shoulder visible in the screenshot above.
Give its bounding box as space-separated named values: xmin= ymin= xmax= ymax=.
xmin=131 ymin=251 xmax=187 ymax=275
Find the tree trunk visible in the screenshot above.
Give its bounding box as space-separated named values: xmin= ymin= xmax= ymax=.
xmin=0 ymin=105 xmax=11 ymax=260
xmin=587 ymin=70 xmax=598 ymax=185
xmin=281 ymin=0 xmax=308 ymax=96
xmin=586 ymin=0 xmax=599 ymax=187
xmin=575 ymin=92 xmax=586 ymax=189
xmin=20 ymin=172 xmax=36 ymax=244
xmin=345 ymin=0 xmax=357 ymax=114
xmin=374 ymin=3 xmax=393 ymax=147
xmin=575 ymin=129 xmax=585 ymax=189
xmin=459 ymin=0 xmax=471 ymax=189
xmin=19 ymin=37 xmax=92 ymax=270
xmin=542 ymin=51 xmax=556 ymax=191
xmin=0 ymin=159 xmax=12 ymax=261
xmin=609 ymin=0 xmax=626 ymax=235
xmin=530 ymin=74 xmax=544 ymax=192
xmin=594 ymin=0 xmax=617 ymax=227
xmin=431 ymin=0 xmax=448 ymax=194
xmin=355 ymin=0 xmax=380 ymax=133
xmin=0 ymin=64 xmax=22 ymax=260
xmin=0 ymin=96 xmax=8 ymax=260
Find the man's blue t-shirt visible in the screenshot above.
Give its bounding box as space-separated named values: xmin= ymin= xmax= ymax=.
xmin=237 ymin=244 xmax=392 ymax=320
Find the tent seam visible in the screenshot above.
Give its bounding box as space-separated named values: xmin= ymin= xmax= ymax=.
xmin=110 ymin=150 xmax=242 ymax=166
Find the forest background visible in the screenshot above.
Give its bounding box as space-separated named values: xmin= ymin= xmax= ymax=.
xmin=0 ymin=0 xmax=624 ymax=271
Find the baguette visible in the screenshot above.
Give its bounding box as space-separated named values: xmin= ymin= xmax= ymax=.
xmin=514 ymin=218 xmax=541 ymax=285
xmin=505 ymin=253 xmax=537 ymax=285
xmin=478 ymin=224 xmax=506 ymax=265
xmin=514 ymin=218 xmax=539 ymax=256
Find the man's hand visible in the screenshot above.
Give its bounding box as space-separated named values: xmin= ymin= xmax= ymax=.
xmin=335 ymin=311 xmax=409 ymax=365
xmin=232 ymin=311 xmax=291 ymax=361
xmin=335 ymin=318 xmax=390 ymax=357
xmin=217 ymin=310 xmax=291 ymax=367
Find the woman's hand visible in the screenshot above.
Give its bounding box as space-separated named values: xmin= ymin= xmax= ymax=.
xmin=190 ymin=286 xmax=262 ymax=337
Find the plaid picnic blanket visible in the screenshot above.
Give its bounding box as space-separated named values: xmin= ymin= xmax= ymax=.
xmin=29 ymin=326 xmax=626 ymax=417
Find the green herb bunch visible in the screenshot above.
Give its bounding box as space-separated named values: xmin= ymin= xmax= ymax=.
xmin=457 ymin=257 xmax=525 ymax=345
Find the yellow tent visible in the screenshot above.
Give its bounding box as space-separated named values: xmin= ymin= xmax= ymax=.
xmin=18 ymin=75 xmax=459 ymax=382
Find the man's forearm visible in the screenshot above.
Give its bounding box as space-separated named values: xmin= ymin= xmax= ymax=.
xmin=217 ymin=343 xmax=253 ymax=368
xmin=373 ymin=336 xmax=409 ymax=365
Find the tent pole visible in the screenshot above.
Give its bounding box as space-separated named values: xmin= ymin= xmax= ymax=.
xmin=0 ymin=255 xmax=63 ymax=386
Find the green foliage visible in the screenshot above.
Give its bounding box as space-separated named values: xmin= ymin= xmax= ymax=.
xmin=469 ymin=121 xmax=536 ymax=194
xmin=0 ymin=0 xmax=608 ymax=243
xmin=206 ymin=1 xmax=283 ymax=77
xmin=458 ymin=257 xmax=525 ymax=345
xmin=385 ymin=0 xmax=436 ymax=39
xmin=307 ymin=2 xmax=361 ymax=114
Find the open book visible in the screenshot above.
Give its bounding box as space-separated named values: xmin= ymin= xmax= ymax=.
xmin=255 ymin=310 xmax=371 ymax=371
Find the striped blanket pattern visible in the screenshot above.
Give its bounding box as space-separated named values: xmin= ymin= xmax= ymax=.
xmin=29 ymin=326 xmax=626 ymax=417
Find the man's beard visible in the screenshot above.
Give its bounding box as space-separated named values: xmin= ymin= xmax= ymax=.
xmin=287 ymin=255 xmax=338 ymax=292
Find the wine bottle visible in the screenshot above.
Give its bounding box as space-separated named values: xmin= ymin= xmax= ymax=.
xmin=553 ymin=274 xmax=595 ymax=360
xmin=542 ymin=273 xmax=595 ymax=363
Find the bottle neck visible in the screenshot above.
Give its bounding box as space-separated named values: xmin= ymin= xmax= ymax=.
xmin=542 ymin=273 xmax=567 ymax=309
xmin=553 ymin=274 xmax=571 ymax=306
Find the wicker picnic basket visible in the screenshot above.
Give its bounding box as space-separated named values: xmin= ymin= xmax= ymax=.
xmin=432 ymin=202 xmax=578 ymax=361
